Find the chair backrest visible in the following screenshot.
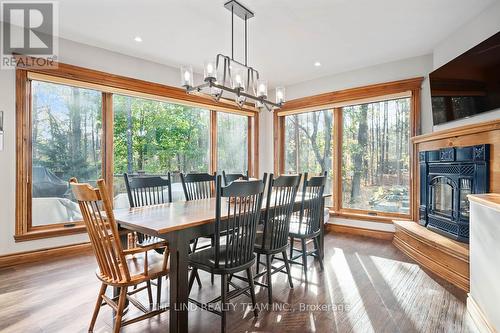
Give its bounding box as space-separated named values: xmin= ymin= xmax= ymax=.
xmin=222 ymin=170 xmax=249 ymax=186
xmin=215 ymin=175 xmax=265 ymax=269
xmin=70 ymin=178 xmax=130 ymax=284
xmin=294 ymin=172 xmax=327 ymax=236
xmin=259 ymin=173 xmax=301 ymax=251
xmin=124 ymin=173 xmax=172 ymax=207
xmin=180 ymin=172 xmax=216 ymax=201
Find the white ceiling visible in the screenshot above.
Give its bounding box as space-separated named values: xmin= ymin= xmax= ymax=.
xmin=57 ymin=0 xmax=495 ymax=86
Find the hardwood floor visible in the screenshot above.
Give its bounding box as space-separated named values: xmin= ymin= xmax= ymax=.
xmin=0 ymin=233 xmax=475 ymax=333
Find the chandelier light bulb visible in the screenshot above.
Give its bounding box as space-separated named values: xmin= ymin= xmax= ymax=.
xmin=275 ymin=86 xmax=285 ymax=104
xmin=180 ymin=65 xmax=194 ymax=87
xmin=257 ymin=80 xmax=268 ymax=98
xmin=204 ymin=60 xmax=217 ymax=81
xmin=232 ymin=70 xmax=245 ymax=91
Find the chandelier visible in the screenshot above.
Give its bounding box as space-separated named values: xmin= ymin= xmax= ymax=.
xmin=180 ymin=0 xmax=285 ymax=111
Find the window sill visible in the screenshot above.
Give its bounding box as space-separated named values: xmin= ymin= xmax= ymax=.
xmin=329 ymin=210 xmax=411 ymax=224
xmin=14 ymin=225 xmax=87 ymax=242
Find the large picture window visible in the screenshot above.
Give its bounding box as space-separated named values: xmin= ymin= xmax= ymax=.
xmin=217 ymin=112 xmax=248 ymax=173
xmin=283 ymin=109 xmax=333 ymax=204
xmin=15 ymin=62 xmax=258 ymax=241
xmin=112 ymin=95 xmax=210 ymax=206
xmin=31 ymin=81 xmax=102 ymax=227
xmin=341 ymin=98 xmax=411 ymax=215
xmin=275 ymin=78 xmax=422 ymax=221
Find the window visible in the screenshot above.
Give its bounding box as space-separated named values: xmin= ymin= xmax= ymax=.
xmin=341 ymin=98 xmax=411 ymax=215
xmin=217 ymin=112 xmax=248 ymax=173
xmin=283 ymin=110 xmax=333 ymax=205
xmin=31 ymin=80 xmax=102 ymax=227
xmin=113 ymin=94 xmax=210 ymax=206
xmin=275 ymin=78 xmax=422 ymax=221
xmin=16 ymin=62 xmax=259 ymax=241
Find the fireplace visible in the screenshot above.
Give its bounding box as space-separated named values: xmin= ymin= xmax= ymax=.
xmin=419 ymin=145 xmax=489 ymax=243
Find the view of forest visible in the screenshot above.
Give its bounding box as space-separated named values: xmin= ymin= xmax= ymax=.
xmin=342 ymin=98 xmax=411 ymax=214
xmin=32 ymin=81 xmax=103 ymax=187
xmin=284 ymin=110 xmax=333 ymax=205
xmin=113 ymin=95 xmax=210 ymax=195
xmin=31 ymin=81 xmax=103 ymax=225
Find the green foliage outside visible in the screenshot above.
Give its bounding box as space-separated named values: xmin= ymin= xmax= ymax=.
xmin=113 ymin=95 xmax=210 ymax=176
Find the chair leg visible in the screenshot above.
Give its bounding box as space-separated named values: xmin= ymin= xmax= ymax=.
xmin=188 ymin=267 xmax=198 ymax=294
xmin=156 ymin=277 xmax=162 ymax=310
xmin=282 ymin=251 xmax=294 ymax=289
xmin=265 ymin=255 xmax=273 ymax=304
xmin=221 ymin=274 xmax=228 ymax=333
xmin=289 ymin=237 xmax=294 ymax=261
xmin=301 ymin=239 xmax=308 ymax=281
xmin=313 ymin=236 xmax=324 ymax=271
xmin=256 ymin=253 xmax=261 ymax=273
xmin=146 ymin=281 xmax=153 ymax=309
xmin=246 ymin=267 xmax=259 ymax=318
xmin=195 ymin=269 xmax=202 ymax=288
xmin=113 ymin=287 xmax=127 ymax=333
xmin=89 ymin=283 xmax=107 ymax=332
xmin=211 ymin=272 xmax=215 ymax=285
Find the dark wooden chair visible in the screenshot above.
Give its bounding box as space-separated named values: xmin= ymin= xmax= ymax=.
xmin=187 ymin=176 xmax=264 ymax=333
xmin=222 ymin=170 xmax=249 ymax=186
xmin=123 ymin=173 xmax=176 ymax=296
xmin=180 ymin=172 xmax=216 ymax=201
xmin=70 ymin=178 xmax=169 ymax=333
xmin=180 ymin=172 xmax=217 ymax=284
xmin=289 ymin=172 xmax=327 ymax=281
xmin=252 ymin=173 xmax=301 ymax=304
xmin=124 ymin=173 xmax=172 ymax=245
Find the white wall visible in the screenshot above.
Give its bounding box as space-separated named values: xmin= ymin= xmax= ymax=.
xmin=431 ymin=1 xmax=500 ymax=132
xmin=0 ymin=38 xmax=197 ymax=256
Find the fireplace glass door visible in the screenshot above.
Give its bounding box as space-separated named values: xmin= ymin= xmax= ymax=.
xmin=430 ymin=177 xmax=454 ymax=218
xmin=459 ymin=178 xmax=472 ymax=219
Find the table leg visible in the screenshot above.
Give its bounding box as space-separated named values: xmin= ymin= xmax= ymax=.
xmin=168 ymin=234 xmax=191 ymax=333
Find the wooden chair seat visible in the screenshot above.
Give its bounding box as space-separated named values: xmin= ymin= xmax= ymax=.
xmin=189 ymin=246 xmax=256 ymax=274
xmin=96 ymin=249 xmax=169 ymax=286
xmin=289 ymin=221 xmax=320 ymax=238
xmin=136 ymin=236 xmax=166 ymax=248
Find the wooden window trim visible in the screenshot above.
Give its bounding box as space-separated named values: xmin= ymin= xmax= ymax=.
xmin=274 ymin=77 xmax=423 ymax=222
xmin=15 ymin=59 xmax=260 ymax=241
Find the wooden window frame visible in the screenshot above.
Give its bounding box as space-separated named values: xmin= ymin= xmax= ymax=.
xmin=274 ymin=77 xmax=423 ymax=223
xmin=15 ymin=59 xmax=259 ymax=241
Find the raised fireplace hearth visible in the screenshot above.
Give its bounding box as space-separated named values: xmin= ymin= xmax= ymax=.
xmin=419 ymin=145 xmax=489 ymax=243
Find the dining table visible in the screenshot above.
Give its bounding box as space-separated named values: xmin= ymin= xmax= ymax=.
xmin=114 ymin=193 xmax=330 ymax=333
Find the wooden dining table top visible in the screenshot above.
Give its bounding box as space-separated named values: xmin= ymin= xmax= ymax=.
xmin=114 ymin=193 xmax=330 ymax=236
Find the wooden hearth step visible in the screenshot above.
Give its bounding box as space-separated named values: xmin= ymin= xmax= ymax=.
xmin=393 ymin=220 xmax=469 ymax=292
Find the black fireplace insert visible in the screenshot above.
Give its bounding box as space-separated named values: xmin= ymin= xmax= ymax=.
xmin=419 ymin=144 xmax=489 ymax=243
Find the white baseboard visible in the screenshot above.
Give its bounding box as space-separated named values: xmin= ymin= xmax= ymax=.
xmin=467 ymin=294 xmax=497 ymax=333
